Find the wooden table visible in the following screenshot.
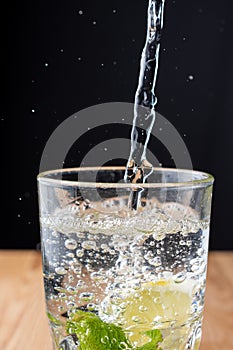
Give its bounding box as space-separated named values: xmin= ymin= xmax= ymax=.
xmin=0 ymin=250 xmax=232 ymax=350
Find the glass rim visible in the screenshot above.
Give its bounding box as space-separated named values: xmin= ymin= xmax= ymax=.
xmin=37 ymin=166 xmax=214 ymax=189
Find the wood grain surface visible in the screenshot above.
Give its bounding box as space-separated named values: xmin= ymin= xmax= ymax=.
xmin=0 ymin=250 xmax=232 ymax=350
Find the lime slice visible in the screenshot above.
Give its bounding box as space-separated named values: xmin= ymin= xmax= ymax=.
xmin=102 ymin=279 xmax=201 ymax=349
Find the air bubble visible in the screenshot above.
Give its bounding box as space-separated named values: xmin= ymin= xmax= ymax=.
xmin=76 ymin=249 xmax=84 ymax=257
xmin=67 ymin=286 xmax=76 ymax=293
xmin=73 ymin=266 xmax=82 ymax=275
xmin=76 ymin=280 xmax=85 ymax=289
xmin=65 ymin=239 xmax=77 ymax=250
xmin=119 ymin=302 xmax=128 ymax=310
xmin=153 ymin=232 xmax=166 ymax=241
xmin=173 ymin=272 xmax=186 ymax=283
xmin=90 ymin=271 xmax=104 ymax=281
xmin=58 ymin=292 xmax=66 ymax=298
xmin=132 ymin=315 xmax=140 ymax=323
xmin=149 ymin=257 xmax=161 ymax=267
xmin=66 ymin=301 xmax=76 ymax=308
xmin=68 ymin=275 xmax=75 ymax=282
xmin=197 ymin=248 xmax=204 ymax=256
xmin=87 ymin=303 xmax=97 ymax=311
xmin=145 ymin=251 xmax=154 ymax=260
xmin=153 ymin=315 xmax=162 ymax=323
xmin=80 ymin=292 xmax=94 ymax=301
xmin=101 ymin=336 xmax=109 ymax=344
xmin=82 ymin=240 xmax=97 ymax=250
xmin=55 ymin=267 xmax=67 ymax=275
xmin=139 ymin=305 xmax=148 ymax=312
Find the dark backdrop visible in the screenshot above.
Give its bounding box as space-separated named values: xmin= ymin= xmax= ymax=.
xmin=2 ymin=0 xmax=233 ymax=249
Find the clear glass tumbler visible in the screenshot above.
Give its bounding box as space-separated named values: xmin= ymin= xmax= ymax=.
xmin=37 ymin=167 xmax=214 ymax=350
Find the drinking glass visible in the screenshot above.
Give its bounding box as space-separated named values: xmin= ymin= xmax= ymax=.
xmin=37 ymin=167 xmax=214 ymax=350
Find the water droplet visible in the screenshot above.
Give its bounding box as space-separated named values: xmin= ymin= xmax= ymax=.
xmin=44 ymin=62 xmax=49 ymax=67
xmin=78 ymin=10 xmax=83 ymax=15
xmin=93 ymin=21 xmax=97 ymax=25
xmin=188 ymin=75 xmax=194 ymax=81
xmin=113 ymin=9 xmax=117 ymax=14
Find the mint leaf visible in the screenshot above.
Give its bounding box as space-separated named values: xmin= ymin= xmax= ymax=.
xmin=66 ymin=310 xmax=132 ymax=350
xmin=66 ymin=309 xmax=163 ymax=350
xmin=47 ymin=312 xmax=62 ymax=326
xmin=137 ymin=329 xmax=163 ymax=350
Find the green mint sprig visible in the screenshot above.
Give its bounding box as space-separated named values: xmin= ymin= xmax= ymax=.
xmin=66 ymin=310 xmax=162 ymax=350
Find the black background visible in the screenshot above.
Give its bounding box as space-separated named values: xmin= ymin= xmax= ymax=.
xmin=2 ymin=0 xmax=233 ymax=249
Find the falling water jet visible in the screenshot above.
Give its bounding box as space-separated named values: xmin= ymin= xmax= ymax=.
xmin=125 ymin=0 xmax=166 ymax=210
